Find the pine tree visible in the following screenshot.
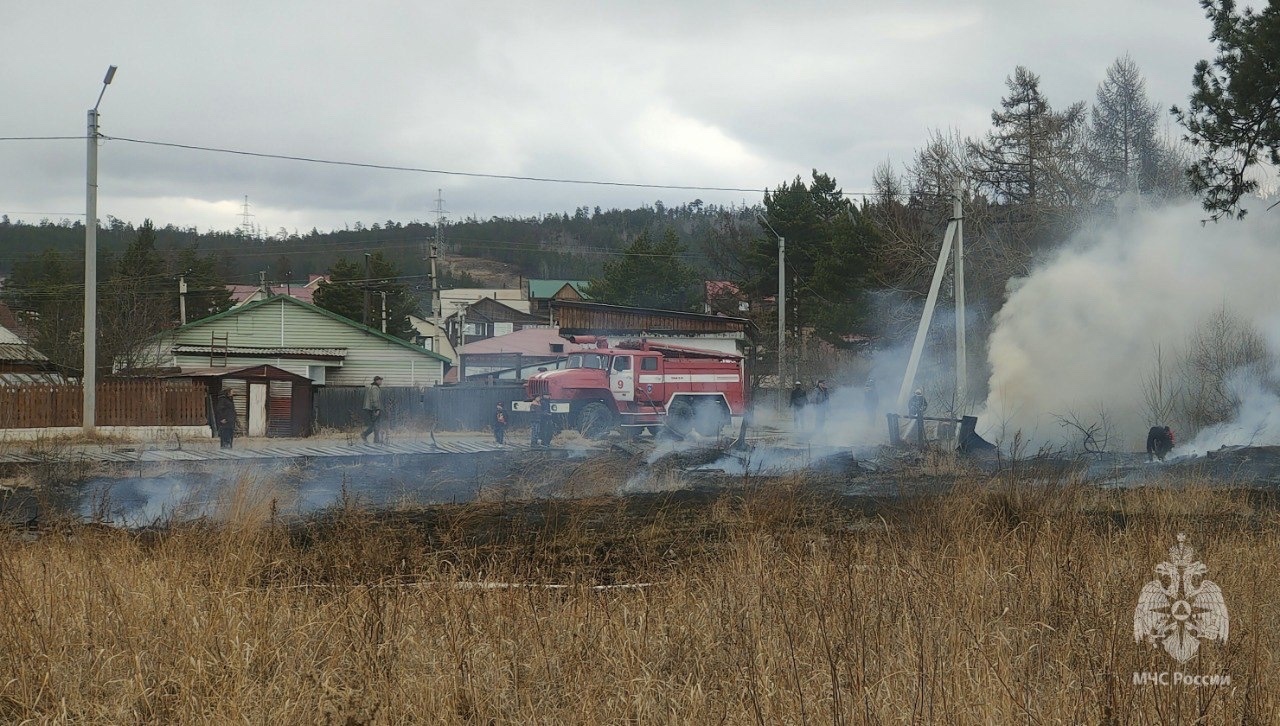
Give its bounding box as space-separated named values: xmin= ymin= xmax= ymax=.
xmin=588 ymin=229 xmax=701 ymax=311
xmin=1175 ymin=0 xmax=1280 ymax=219
xmin=747 ymin=171 xmax=876 ymax=346
xmin=313 ymin=253 xmax=419 ymax=338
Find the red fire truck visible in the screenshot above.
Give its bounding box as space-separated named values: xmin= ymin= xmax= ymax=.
xmin=512 ymin=339 xmax=747 ymax=438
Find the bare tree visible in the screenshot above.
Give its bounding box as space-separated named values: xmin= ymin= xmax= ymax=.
xmin=1178 ymin=305 xmax=1269 ymax=429
xmin=1141 ymin=344 xmax=1180 ymax=426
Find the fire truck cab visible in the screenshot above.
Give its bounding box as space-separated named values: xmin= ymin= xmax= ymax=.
xmin=512 ymin=339 xmax=746 ymax=438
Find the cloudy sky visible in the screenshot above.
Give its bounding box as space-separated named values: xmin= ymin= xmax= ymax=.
xmin=1 ymin=0 xmax=1216 ymax=235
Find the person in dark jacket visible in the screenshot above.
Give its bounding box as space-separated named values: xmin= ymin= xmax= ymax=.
xmin=1146 ymin=425 xmax=1175 ymax=462
xmin=811 ymin=380 xmax=831 ymax=429
xmin=908 ymin=388 xmax=928 ymax=444
xmin=493 ymin=403 xmax=508 ymax=444
xmin=529 ymin=396 xmax=544 ymax=447
xmin=361 ymin=376 xmax=384 ymax=444
xmin=214 ymin=389 xmax=237 ymax=449
xmin=789 ymin=381 xmax=808 ymax=431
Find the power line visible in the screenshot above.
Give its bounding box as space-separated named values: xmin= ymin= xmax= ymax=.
xmin=0 ymin=211 xmax=85 ymax=217
xmin=100 ymin=134 xmax=884 ymax=199
xmin=0 ymin=136 xmax=83 ymax=141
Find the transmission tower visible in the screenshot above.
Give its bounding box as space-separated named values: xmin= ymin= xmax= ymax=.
xmin=238 ymin=195 xmax=257 ymax=239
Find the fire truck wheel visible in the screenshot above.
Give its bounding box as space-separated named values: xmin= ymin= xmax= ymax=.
xmin=666 ymin=398 xmax=695 ymax=436
xmin=577 ymin=401 xmax=616 ymax=439
xmin=694 ymin=400 xmax=728 ymax=437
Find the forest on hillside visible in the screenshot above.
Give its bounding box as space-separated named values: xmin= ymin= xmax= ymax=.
xmin=0 ymin=201 xmax=744 ymax=289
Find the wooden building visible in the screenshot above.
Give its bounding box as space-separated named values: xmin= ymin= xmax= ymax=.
xmin=155 ymin=295 xmax=449 ymax=388
xmin=527 ymin=279 xmax=591 ymax=321
xmin=165 ymin=364 xmax=315 ymax=437
xmin=444 ymin=297 xmax=547 ymax=347
xmin=552 ymin=300 xmax=753 ymax=356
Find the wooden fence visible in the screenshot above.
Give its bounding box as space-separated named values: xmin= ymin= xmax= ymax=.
xmin=0 ymin=380 xmax=208 ymax=429
xmin=315 ymin=384 xmax=530 ymax=432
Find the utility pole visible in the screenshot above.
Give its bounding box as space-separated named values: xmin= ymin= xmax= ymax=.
xmin=458 ymin=304 xmax=467 ymax=381
xmin=379 ymin=291 xmax=388 ymax=333
xmin=83 ymin=64 xmax=117 ymax=434
xmin=178 ymin=274 xmax=188 ymax=326
xmin=896 ymin=184 xmax=968 ymax=418
xmin=428 ymin=242 xmax=441 ymax=353
xmin=778 ymin=234 xmax=786 ymax=400
xmin=953 ymin=184 xmax=967 ymax=415
xmin=757 ymin=214 xmax=786 ymax=410
xmin=363 ymin=253 xmax=371 ymax=327
xmin=431 ymin=190 xmax=447 ymax=355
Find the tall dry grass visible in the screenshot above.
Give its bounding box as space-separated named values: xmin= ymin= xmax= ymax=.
xmin=1 ymin=471 xmax=1277 ymax=723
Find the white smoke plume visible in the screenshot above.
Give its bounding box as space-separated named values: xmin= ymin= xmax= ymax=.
xmin=981 ymin=200 xmax=1280 ymax=451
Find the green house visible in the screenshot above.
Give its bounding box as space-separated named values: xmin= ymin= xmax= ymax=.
xmin=156 ymin=295 xmax=448 ymax=387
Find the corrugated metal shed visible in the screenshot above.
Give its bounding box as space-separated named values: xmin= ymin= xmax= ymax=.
xmin=553 ymin=300 xmax=754 ymax=337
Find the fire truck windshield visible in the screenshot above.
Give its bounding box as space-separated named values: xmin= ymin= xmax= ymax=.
xmin=567 ymin=353 xmax=610 ymax=370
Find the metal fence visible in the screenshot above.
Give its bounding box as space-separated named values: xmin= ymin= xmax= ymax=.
xmin=314 ymin=384 xmax=530 ymax=432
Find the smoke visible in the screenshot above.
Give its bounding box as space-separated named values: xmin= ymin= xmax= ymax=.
xmin=1176 ymin=369 xmax=1280 ymax=455
xmin=982 ymin=200 xmax=1280 ymax=451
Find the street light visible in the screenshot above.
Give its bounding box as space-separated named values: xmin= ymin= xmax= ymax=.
xmin=757 ymin=214 xmax=785 ymax=410
xmin=84 ymin=64 xmax=117 ymax=433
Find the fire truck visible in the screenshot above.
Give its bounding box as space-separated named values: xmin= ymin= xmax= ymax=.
xmin=512 ymin=339 xmax=747 ymax=438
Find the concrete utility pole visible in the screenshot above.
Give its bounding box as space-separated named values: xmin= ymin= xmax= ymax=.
xmin=428 ymin=242 xmax=441 ymax=353
xmin=379 ymin=291 xmax=388 ymax=333
xmin=953 ymin=185 xmax=967 ymax=414
xmin=83 ymin=64 xmax=117 ymax=434
xmin=458 ymin=304 xmax=467 ymax=381
xmin=363 ymin=253 xmax=371 ymax=327
xmin=178 ymin=274 xmax=188 ymax=326
xmin=431 ymin=189 xmax=447 ymax=355
xmin=757 ymin=214 xmax=786 ymax=410
xmin=896 ymin=186 xmax=969 ymax=417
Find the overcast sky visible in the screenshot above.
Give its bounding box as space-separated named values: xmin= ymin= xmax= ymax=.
xmin=1 ymin=0 xmax=1217 ymax=235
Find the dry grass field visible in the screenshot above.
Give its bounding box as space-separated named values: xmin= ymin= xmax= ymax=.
xmin=1 ymin=468 xmax=1276 ymax=723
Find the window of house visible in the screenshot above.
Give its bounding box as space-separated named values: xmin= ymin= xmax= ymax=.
xmin=641 ymin=357 xmax=658 ymax=371
xmin=550 ymin=343 xmax=565 ymax=353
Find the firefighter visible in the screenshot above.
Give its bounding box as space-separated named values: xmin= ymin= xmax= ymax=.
xmin=908 ymin=388 xmax=927 ymax=417
xmin=529 ymin=396 xmax=544 ymax=447
xmin=493 ymin=402 xmax=507 ymax=444
xmin=908 ymin=388 xmax=927 ymax=444
xmin=1146 ymin=425 xmax=1175 ymax=462
xmin=811 ymin=380 xmax=831 ymax=430
xmin=214 ymin=389 xmax=236 ymax=449
xmin=790 ymin=381 xmax=808 ymax=431
xmin=529 ymin=395 xmax=554 ymax=447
